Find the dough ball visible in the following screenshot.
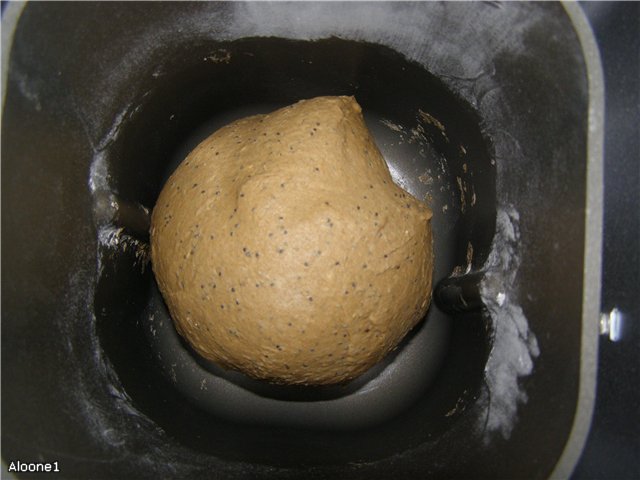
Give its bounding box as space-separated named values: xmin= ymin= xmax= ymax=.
xmin=150 ymin=96 xmax=433 ymax=385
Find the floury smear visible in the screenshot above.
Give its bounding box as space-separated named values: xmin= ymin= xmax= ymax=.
xmin=478 ymin=206 xmax=540 ymax=441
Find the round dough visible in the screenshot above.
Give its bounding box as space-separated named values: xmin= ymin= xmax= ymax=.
xmin=150 ymin=96 xmax=433 ymax=385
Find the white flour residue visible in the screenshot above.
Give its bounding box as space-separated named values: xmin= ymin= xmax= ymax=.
xmin=380 ymin=119 xmax=405 ymax=133
xmin=97 ymin=226 xmax=150 ymax=274
xmin=89 ymin=152 xmax=110 ymax=194
xmin=478 ymin=206 xmax=540 ymax=441
xmin=204 ymin=48 xmax=232 ymax=64
xmin=76 ymin=329 xmax=132 ymax=449
xmin=224 ymin=2 xmax=532 ymax=95
xmin=95 ymin=107 xmax=130 ymax=152
xmin=58 ymin=265 xmax=157 ymax=455
xmin=87 ymin=100 xmax=151 ymax=274
xmin=13 ymin=69 xmax=42 ymax=111
xmin=86 ymin=98 xmax=145 ymax=196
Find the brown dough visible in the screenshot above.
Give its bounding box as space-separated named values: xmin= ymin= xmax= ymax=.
xmin=150 ymin=96 xmax=433 ymax=385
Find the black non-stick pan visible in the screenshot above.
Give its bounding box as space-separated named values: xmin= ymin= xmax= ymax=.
xmin=1 ymin=2 xmax=603 ymax=479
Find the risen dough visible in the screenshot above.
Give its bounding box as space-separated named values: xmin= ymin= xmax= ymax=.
xmin=150 ymin=96 xmax=433 ymax=385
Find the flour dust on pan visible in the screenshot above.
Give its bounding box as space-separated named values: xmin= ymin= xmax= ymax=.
xmin=82 ymin=1 xmax=536 ymax=457
xmin=477 ymin=206 xmax=540 ymax=441
xmin=85 ymin=65 xmax=498 ymax=437
xmin=378 ymin=107 xmax=540 ymax=441
xmin=65 ymin=130 xmax=229 ymax=478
